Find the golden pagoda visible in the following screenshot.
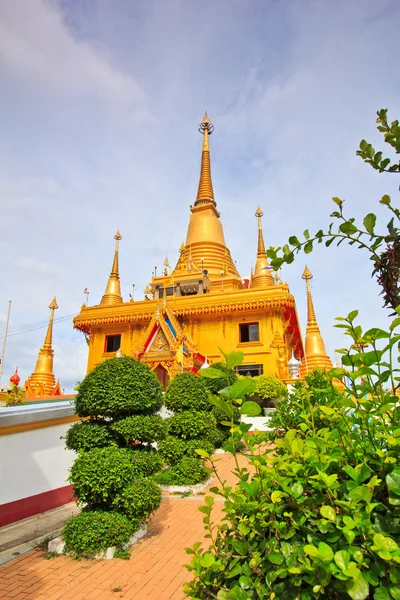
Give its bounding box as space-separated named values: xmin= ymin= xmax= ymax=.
xmin=25 ymin=298 xmax=62 ymax=397
xmin=73 ymin=113 xmax=330 ymax=387
xmin=299 ymin=266 xmax=333 ymax=377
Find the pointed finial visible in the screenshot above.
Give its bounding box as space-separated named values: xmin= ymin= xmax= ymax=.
xmin=49 ymin=297 xmax=58 ymax=311
xmin=302 ymin=265 xmax=313 ymax=281
xmin=198 ymin=111 xmax=214 ymax=135
xmin=164 ymin=256 xmax=170 ymax=268
xmin=179 ymin=242 xmax=186 ymax=253
xmin=255 ymin=206 xmax=264 ymax=219
xmin=114 ymin=230 xmax=122 ymax=242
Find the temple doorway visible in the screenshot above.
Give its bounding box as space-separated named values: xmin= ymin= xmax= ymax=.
xmin=154 ymin=365 xmax=170 ymax=389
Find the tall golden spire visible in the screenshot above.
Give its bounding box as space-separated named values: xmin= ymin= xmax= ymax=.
xmin=195 ymin=112 xmax=215 ymax=207
xmin=100 ymin=231 xmax=123 ymax=306
xmin=25 ymin=298 xmax=61 ymax=396
xmin=300 ymin=266 xmax=333 ymax=377
xmin=250 ymin=206 xmax=274 ymax=289
xmin=173 ymin=113 xmax=242 ymax=288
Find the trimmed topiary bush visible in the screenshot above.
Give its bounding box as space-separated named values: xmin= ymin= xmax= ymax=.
xmin=248 ymin=374 xmax=287 ymax=408
xmin=202 ymin=361 xmax=237 ymax=395
xmin=111 ymin=414 xmax=166 ymax=445
xmin=164 ymin=372 xmax=210 ymax=413
xmin=113 ymin=479 xmax=161 ymax=521
xmin=154 ymin=457 xmax=210 ymax=486
xmin=64 ymin=356 xmax=165 ymax=559
xmin=158 ymin=436 xmax=214 ymax=465
xmin=63 ymin=511 xmax=135 ymax=558
xmin=75 ymin=356 xmax=163 ymax=418
xmin=167 ymin=411 xmax=217 ymax=441
xmin=69 ymin=447 xmax=135 ymax=507
xmin=128 ymin=448 xmax=164 ymax=477
xmin=64 ymin=420 xmax=116 ymax=453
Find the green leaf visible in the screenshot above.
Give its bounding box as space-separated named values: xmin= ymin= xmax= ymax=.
xmin=346 ymin=575 xmax=369 ymax=600
xmin=304 ymin=240 xmax=313 ymax=254
xmin=304 ymin=229 xmax=310 ymax=239
xmin=208 ymin=395 xmax=233 ymax=419
xmin=223 ymin=378 xmax=257 ymax=400
xmin=320 ymin=506 xmax=336 ymax=522
xmin=237 ymin=523 xmax=250 ymax=536
xmin=332 ymin=197 xmax=344 ymax=207
xmin=304 ymin=544 xmax=319 ymax=559
xmin=389 ymin=586 xmax=400 ymax=600
xmin=363 ymin=213 xmax=376 ymax=234
xmin=271 ymin=491 xmax=283 ymax=504
xmin=232 ymin=539 xmax=249 ymax=555
xmin=318 ymin=542 xmax=334 ymax=562
xmin=347 ymin=310 xmax=359 ymax=323
xmin=373 ymin=533 xmax=398 ymax=552
xmin=240 ymin=401 xmax=261 ymax=417
xmin=290 ymin=482 xmax=303 ymax=498
xmin=381 ymin=194 xmax=391 ymax=205
xmin=334 ymin=550 xmax=350 ymax=571
xmin=374 ymin=589 xmax=391 ymax=600
xmin=386 ymin=469 xmax=400 ymax=496
xmin=200 ymin=552 xmax=215 ymax=568
xmin=339 ymin=221 xmax=358 ymax=235
xmin=319 ymin=406 xmax=336 ymax=416
xmin=239 ymin=575 xmax=252 ymax=590
xmin=225 ymin=351 xmax=244 ymax=370
xmin=200 ymin=367 xmax=226 ymax=379
xmin=289 ymin=236 xmax=301 ymax=246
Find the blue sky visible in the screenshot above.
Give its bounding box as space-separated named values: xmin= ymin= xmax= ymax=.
xmin=0 ymin=0 xmax=399 ymax=391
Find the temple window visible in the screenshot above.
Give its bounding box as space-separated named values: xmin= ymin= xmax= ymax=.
xmin=236 ymin=364 xmax=264 ymax=377
xmin=105 ymin=334 xmax=121 ymax=353
xmin=239 ymin=322 xmax=259 ymax=343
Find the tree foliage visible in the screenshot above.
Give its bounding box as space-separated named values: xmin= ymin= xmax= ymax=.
xmin=164 ymin=372 xmax=210 ymax=413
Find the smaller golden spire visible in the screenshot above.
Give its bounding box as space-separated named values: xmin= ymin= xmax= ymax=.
xmin=250 ymin=206 xmax=274 ymax=289
xmin=24 ymin=298 xmax=60 ymax=396
xmin=300 ymin=266 xmax=333 ymax=377
xmin=100 ymin=231 xmax=123 ymax=306
xmin=195 ymin=112 xmax=216 ymax=207
xmin=164 ymin=256 xmax=170 ymax=268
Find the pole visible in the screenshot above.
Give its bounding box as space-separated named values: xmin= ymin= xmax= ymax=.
xmin=0 ymin=300 xmax=12 ymax=385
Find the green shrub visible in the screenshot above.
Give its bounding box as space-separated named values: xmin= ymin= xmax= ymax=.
xmin=69 ymin=447 xmax=135 ymax=507
xmin=75 ymin=356 xmax=163 ymax=418
xmin=167 ymin=411 xmax=217 ymax=441
xmin=157 ymin=436 xmax=187 ymax=464
xmin=113 ymin=478 xmax=161 ymax=521
xmin=111 ymin=414 xmax=166 ymax=445
xmin=165 ymin=372 xmax=210 ymax=413
xmin=63 ymin=511 xmax=135 ymax=558
xmin=128 ymin=448 xmax=164 ymax=477
xmin=155 ymin=457 xmax=209 ymax=486
xmin=248 ymin=374 xmax=287 ymax=408
xmin=64 ymin=420 xmax=116 ymax=453
xmin=202 ymin=361 xmax=237 ymax=395
xmin=158 ymin=436 xmax=214 ymax=465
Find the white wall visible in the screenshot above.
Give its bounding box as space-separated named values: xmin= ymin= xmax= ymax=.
xmin=0 ymin=423 xmax=76 ymax=505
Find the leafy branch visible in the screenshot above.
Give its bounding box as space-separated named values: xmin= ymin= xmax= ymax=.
xmin=266 ymin=109 xmax=400 ymax=313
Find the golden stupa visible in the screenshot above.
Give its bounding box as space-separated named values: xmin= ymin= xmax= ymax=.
xmin=299 ymin=266 xmax=333 ymax=377
xmin=73 ymin=113 xmax=332 ymax=387
xmin=25 ymin=298 xmax=62 ymax=397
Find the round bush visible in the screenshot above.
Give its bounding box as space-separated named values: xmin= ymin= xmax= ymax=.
xmin=63 ymin=510 xmax=136 ymax=558
xmin=75 ymin=356 xmax=163 ymax=418
xmin=129 ymin=448 xmax=164 ymax=477
xmin=167 ymin=411 xmax=217 ymax=441
xmin=174 ymin=457 xmax=209 ymax=484
xmin=158 ymin=436 xmax=214 ymax=465
xmin=69 ymin=447 xmax=135 ymax=506
xmin=248 ymin=375 xmax=287 ymax=407
xmin=113 ymin=478 xmax=161 ymax=521
xmin=64 ymin=420 xmax=116 ymax=453
xmin=112 ymin=415 xmax=166 ymax=445
xmin=202 ymin=362 xmax=237 ymax=395
xmin=165 ymin=373 xmax=210 ymax=413
xmin=157 ymin=436 xmax=187 ymax=465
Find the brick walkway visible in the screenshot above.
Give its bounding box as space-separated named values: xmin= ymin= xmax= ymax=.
xmin=0 ymin=454 xmax=245 ymax=600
